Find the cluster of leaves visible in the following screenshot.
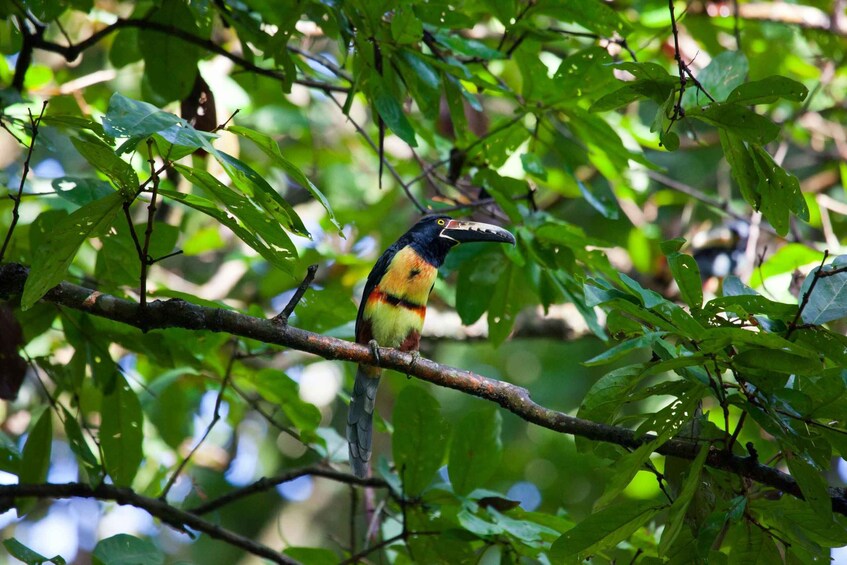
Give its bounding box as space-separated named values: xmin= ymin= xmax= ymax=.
xmin=1 ymin=0 xmax=847 ymax=563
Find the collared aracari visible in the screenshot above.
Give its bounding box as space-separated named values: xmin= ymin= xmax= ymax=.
xmin=347 ymin=215 xmax=516 ymax=478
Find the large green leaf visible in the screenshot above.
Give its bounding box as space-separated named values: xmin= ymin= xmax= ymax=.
xmin=170 ymin=166 xmax=298 ymax=271
xmin=62 ymin=406 xmax=102 ymax=484
xmin=21 ymin=192 xmax=124 ymax=309
xmin=550 ymin=500 xmax=664 ymax=561
xmin=719 ymin=130 xmax=760 ymax=209
xmin=689 ymin=103 xmax=780 ymax=145
xmin=213 ymin=151 xmax=310 ymax=238
xmin=683 ymin=51 xmax=748 ymax=107
xmin=799 ymin=255 xmax=847 ymax=325
xmin=727 ymin=76 xmax=808 ymax=105
xmin=786 ymin=452 xmax=832 ymax=522
xmin=102 ymin=93 xmax=216 ymax=151
xmin=69 ymin=137 xmax=137 ymax=201
xmin=751 ymin=145 xmax=809 ymax=236
xmin=370 ymin=75 xmax=417 ymax=147
xmin=18 ymin=409 xmax=52 ymax=515
xmin=392 ymin=386 xmax=448 ymax=496
xmin=660 ymin=445 xmax=709 ymax=555
xmin=100 ymin=373 xmax=144 ymax=487
xmin=448 ymin=409 xmax=502 ymax=496
xmin=2 ymin=539 xmax=65 ymax=565
xmin=92 ymin=534 xmax=163 ymax=565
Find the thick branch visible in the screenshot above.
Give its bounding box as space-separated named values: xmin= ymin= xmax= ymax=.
xmin=0 ymin=482 xmax=299 ymax=565
xmin=1 ymin=262 xmax=846 ymax=515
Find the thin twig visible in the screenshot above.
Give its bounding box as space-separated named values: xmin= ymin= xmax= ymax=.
xmin=139 ymin=139 xmax=161 ymax=311
xmin=160 ymin=347 xmax=237 ymax=499
xmin=273 ymin=264 xmax=318 ymax=324
xmin=189 ymin=464 xmax=388 ymax=515
xmin=0 ymin=101 xmax=47 ymax=262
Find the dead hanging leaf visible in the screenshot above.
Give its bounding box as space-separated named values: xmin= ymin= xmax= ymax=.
xmin=0 ymin=303 xmax=27 ymax=399
xmin=181 ymin=73 xmax=217 ymax=157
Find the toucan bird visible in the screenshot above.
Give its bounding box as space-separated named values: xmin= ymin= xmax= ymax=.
xmin=347 ymin=215 xmax=516 ymax=478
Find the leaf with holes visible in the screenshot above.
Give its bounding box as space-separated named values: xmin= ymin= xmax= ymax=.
xmin=22 ymin=192 xmax=124 ymax=310
xmin=101 ymin=373 xmax=144 ymax=487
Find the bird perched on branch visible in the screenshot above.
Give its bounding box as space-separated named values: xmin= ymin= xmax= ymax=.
xmin=347 ymin=215 xmax=515 ymax=478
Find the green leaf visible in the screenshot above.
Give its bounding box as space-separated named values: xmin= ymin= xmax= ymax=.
xmin=786 ymin=452 xmax=833 ymax=522
xmin=727 ymin=76 xmax=808 ymax=106
xmin=21 ymin=192 xmax=124 ymax=309
xmin=667 ymin=253 xmax=703 ymax=309
xmin=689 ymin=103 xmax=780 ymax=145
xmin=175 ymin=162 xmax=300 ymax=255
xmin=550 ymin=500 xmax=664 ymax=561
xmin=719 ymin=130 xmax=759 ymax=208
xmin=431 ymin=30 xmax=502 ymax=60
xmin=92 ymin=534 xmax=163 ymax=565
xmin=583 ymin=332 xmax=666 ymax=366
xmin=578 ymin=179 xmax=620 ymax=220
xmin=520 ymin=152 xmax=547 ymax=180
xmin=750 ymin=145 xmax=809 ymax=236
xmin=455 ymin=250 xmax=505 ymax=325
xmin=18 ymin=409 xmax=53 ymax=515
xmin=3 ymin=539 xmax=65 ymax=565
xmin=660 ymin=445 xmax=709 ymax=555
xmin=683 ymin=51 xmax=748 ymax=107
xmin=213 ymin=151 xmax=310 ymax=238
xmin=159 ymin=187 xmax=295 ymax=274
xmin=488 ymin=258 xmax=533 ymax=345
xmin=448 ymin=409 xmax=502 ymax=496
xmin=733 ymin=348 xmax=822 ymax=376
xmin=799 ymin=255 xmax=847 ymax=325
xmin=52 ymin=177 xmax=114 ymax=206
xmin=137 ymin=1 xmax=201 ymax=101
xmin=393 ymin=386 xmax=449 ymax=496
xmin=100 ymin=374 xmax=144 ymax=487
xmin=391 ymin=5 xmax=423 ymax=44
xmin=69 ymin=137 xmax=137 ymax=201
xmin=594 ymin=442 xmax=655 ymax=509
xmin=102 ymin=93 xmax=216 ymax=151
xmin=370 ymin=75 xmax=417 ymax=147
xmin=62 ymin=407 xmax=102 ymax=483
xmin=535 ymin=0 xmax=631 ymax=36
xmin=227 ymin=125 xmax=340 ymax=231
xmin=578 ymin=365 xmax=644 ymax=426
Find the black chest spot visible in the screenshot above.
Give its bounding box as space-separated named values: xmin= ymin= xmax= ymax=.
xmin=408 ymin=268 xmax=421 ymax=280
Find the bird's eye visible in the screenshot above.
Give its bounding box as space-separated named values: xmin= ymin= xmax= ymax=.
xmin=437 ymin=219 xmax=445 ymax=226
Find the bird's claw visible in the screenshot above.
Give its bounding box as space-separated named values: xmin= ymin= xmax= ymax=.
xmin=368 ymin=339 xmax=381 ymax=365
xmin=407 ymin=351 xmax=421 ymax=379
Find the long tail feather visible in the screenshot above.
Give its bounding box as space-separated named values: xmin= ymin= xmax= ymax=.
xmin=347 ymin=365 xmax=381 ymax=478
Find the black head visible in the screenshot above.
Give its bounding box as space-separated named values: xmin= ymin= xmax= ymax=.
xmin=402 ymin=214 xmax=516 ymax=267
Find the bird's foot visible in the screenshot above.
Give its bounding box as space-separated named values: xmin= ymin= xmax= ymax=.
xmin=368 ymin=339 xmax=381 ymax=365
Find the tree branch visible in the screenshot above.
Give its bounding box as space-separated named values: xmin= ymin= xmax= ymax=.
xmin=0 ymin=482 xmax=300 ymax=565
xmin=1 ymin=262 xmax=846 ymax=516
xmin=189 ymin=464 xmax=388 ymax=515
xmin=23 ymin=18 xmax=348 ymax=94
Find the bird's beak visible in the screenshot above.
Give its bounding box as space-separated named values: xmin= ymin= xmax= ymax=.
xmin=440 ymin=219 xmax=516 ymax=245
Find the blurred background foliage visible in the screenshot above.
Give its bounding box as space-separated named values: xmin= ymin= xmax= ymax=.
xmin=1 ymin=0 xmax=847 ymax=563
